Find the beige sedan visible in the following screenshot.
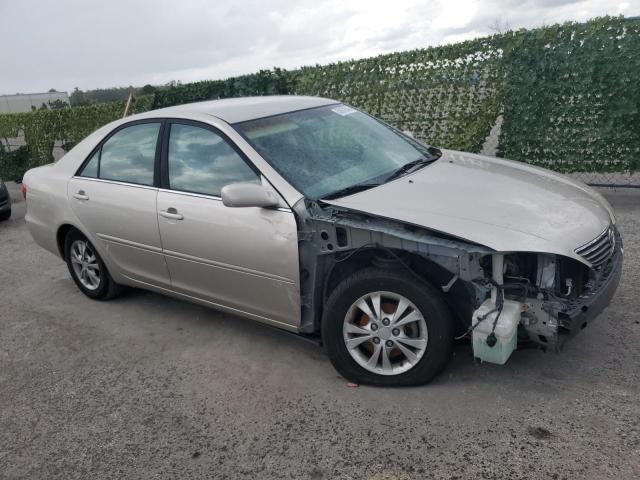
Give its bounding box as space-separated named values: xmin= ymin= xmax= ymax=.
xmin=23 ymin=96 xmax=622 ymax=385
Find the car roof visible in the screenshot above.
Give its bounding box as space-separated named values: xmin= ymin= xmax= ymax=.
xmin=150 ymin=95 xmax=339 ymax=124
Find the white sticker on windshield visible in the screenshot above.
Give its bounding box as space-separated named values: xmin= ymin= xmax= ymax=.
xmin=332 ymin=105 xmax=357 ymax=116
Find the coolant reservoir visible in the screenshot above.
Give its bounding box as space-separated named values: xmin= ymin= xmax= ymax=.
xmin=472 ymin=299 xmax=521 ymax=365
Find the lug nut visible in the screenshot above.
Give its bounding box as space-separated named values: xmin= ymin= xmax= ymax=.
xmin=373 ymin=337 xmax=381 ymax=344
xmin=392 ymin=328 xmax=400 ymax=336
xmin=382 ymin=318 xmax=390 ymax=326
xmin=385 ymin=340 xmax=394 ymax=348
xmin=370 ymin=323 xmax=378 ymax=331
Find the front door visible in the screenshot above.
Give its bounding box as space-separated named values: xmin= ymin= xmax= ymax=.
xmin=156 ymin=121 xmax=300 ymax=328
xmin=69 ymin=121 xmax=171 ymax=288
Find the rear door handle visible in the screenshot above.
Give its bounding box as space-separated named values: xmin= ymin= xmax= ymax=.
xmin=73 ymin=190 xmax=89 ymax=201
xmin=159 ymin=208 xmax=184 ymax=220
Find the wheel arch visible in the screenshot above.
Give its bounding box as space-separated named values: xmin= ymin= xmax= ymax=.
xmin=57 ymin=223 xmax=95 ymax=261
xmin=321 ymin=247 xmax=474 ymax=335
xmin=56 ymin=223 xmax=76 ymax=260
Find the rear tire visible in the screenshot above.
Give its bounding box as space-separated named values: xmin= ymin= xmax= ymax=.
xmin=64 ymin=229 xmax=121 ymax=300
xmin=322 ymin=267 xmax=453 ymax=386
xmin=0 ymin=208 xmax=10 ymax=221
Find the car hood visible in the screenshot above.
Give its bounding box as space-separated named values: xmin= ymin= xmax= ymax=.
xmin=324 ymin=150 xmax=615 ymax=265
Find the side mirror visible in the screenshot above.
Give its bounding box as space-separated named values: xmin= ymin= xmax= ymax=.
xmin=221 ymin=182 xmax=280 ymax=208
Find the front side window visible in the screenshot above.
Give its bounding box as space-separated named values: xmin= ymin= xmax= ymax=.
xmin=235 ymin=104 xmax=433 ymax=199
xmin=168 ymin=123 xmax=259 ymax=197
xmin=90 ymin=123 xmax=161 ymax=186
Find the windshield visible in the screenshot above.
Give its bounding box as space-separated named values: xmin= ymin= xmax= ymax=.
xmin=234 ymin=104 xmax=435 ymax=199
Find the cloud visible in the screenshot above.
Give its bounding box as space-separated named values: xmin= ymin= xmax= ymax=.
xmin=0 ymin=0 xmax=637 ymax=94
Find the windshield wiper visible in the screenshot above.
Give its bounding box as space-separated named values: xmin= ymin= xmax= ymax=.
xmin=322 ymin=182 xmax=381 ymax=200
xmin=384 ymin=156 xmax=436 ymax=183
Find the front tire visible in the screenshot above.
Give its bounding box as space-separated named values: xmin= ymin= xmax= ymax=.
xmin=64 ymin=229 xmax=121 ymax=300
xmin=322 ymin=268 xmax=453 ymax=386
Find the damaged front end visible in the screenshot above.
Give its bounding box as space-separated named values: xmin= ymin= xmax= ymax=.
xmin=499 ymin=227 xmax=624 ymax=351
xmin=294 ymin=200 xmax=492 ymax=336
xmin=468 ymin=226 xmax=623 ymax=362
xmin=295 ymin=200 xmax=623 ymax=364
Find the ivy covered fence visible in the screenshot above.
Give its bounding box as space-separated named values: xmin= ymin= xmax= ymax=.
xmin=0 ymin=97 xmax=153 ymax=180
xmin=499 ymin=16 xmax=640 ymax=175
xmin=0 ymin=16 xmax=638 ymax=184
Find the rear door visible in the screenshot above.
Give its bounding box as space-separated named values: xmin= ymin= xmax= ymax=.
xmin=69 ymin=120 xmax=171 ymax=288
xmin=156 ymin=120 xmax=300 ymax=328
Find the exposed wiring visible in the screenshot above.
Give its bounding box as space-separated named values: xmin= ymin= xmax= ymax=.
xmin=322 ymin=243 xmax=378 ymax=303
xmin=454 ymin=306 xmax=499 ymax=340
xmin=456 ymin=284 xmax=510 ymax=347
xmin=486 ymin=287 xmax=505 ymax=347
xmin=482 ymin=277 xmax=531 ymax=304
xmin=333 ymin=243 xmax=378 ymax=263
xmin=378 ymin=246 xmax=429 ymax=286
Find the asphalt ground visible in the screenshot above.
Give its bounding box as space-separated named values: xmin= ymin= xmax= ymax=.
xmin=0 ymin=187 xmax=638 ymax=479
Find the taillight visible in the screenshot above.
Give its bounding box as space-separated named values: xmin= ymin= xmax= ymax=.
xmin=20 ymin=182 xmax=27 ymax=200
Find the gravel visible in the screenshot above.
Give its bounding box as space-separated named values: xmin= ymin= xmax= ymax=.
xmin=0 ymin=191 xmax=638 ymax=479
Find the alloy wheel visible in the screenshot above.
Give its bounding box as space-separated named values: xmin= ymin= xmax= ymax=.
xmin=342 ymin=291 xmax=428 ymax=375
xmin=69 ymin=239 xmax=101 ymax=291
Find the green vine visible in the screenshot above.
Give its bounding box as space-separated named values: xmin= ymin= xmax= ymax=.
xmin=498 ymin=16 xmax=640 ymax=173
xmin=0 ymin=16 xmax=638 ymax=181
xmin=0 ymin=97 xmax=152 ymax=180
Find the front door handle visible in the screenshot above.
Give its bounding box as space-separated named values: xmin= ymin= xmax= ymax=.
xmin=159 ymin=208 xmax=184 ymax=220
xmin=73 ymin=190 xmax=89 ymax=201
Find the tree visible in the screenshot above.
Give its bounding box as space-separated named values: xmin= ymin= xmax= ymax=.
xmin=70 ymin=87 xmax=88 ymax=106
xmin=48 ymin=99 xmax=69 ymax=109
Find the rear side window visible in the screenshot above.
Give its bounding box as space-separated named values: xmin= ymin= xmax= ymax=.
xmin=80 ymin=151 xmax=99 ymax=178
xmin=167 ymin=123 xmax=259 ymax=197
xmin=100 ymin=123 xmax=160 ymax=185
xmin=78 ymin=122 xmax=161 ymax=186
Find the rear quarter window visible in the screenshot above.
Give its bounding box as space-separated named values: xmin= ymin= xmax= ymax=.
xmin=78 ymin=151 xmax=99 ymax=178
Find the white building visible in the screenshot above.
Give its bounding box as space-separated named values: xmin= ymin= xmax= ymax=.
xmin=0 ymin=91 xmax=70 ymax=113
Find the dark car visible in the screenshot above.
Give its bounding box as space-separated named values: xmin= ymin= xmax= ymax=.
xmin=0 ymin=180 xmax=11 ymax=221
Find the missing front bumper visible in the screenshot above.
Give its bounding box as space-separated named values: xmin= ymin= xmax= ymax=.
xmin=523 ymin=232 xmax=623 ymax=350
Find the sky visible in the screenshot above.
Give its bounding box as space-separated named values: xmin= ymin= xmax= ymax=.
xmin=0 ymin=0 xmax=637 ymax=95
